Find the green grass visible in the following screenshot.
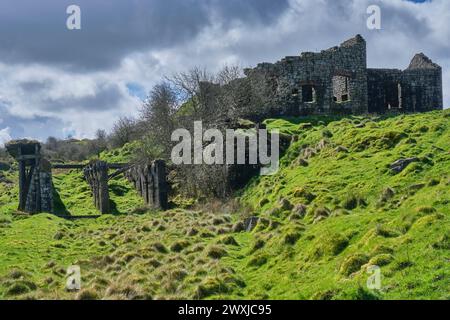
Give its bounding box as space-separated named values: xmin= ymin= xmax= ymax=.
xmin=0 ymin=110 xmax=449 ymax=299
xmin=52 ymin=169 xmax=144 ymax=216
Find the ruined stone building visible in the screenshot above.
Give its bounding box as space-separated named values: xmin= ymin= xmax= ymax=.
xmin=243 ymin=35 xmax=443 ymax=116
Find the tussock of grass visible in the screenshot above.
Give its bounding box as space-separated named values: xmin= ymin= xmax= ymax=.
xmin=0 ymin=111 xmax=448 ymax=300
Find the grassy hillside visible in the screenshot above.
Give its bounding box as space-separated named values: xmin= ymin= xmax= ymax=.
xmin=0 ymin=110 xmax=448 ymax=299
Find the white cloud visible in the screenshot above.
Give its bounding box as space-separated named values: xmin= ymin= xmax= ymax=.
xmin=0 ymin=127 xmax=11 ymax=147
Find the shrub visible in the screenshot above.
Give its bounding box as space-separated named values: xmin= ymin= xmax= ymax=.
xmin=251 ymin=238 xmax=266 ymax=252
xmin=8 ymin=269 xmax=29 ymax=280
xmin=259 ymin=198 xmax=269 ymax=207
xmin=342 ymin=286 xmax=380 ymax=300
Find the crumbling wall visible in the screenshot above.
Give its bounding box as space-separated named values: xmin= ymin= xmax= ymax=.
xmin=367 ymin=53 xmax=443 ymax=113
xmin=244 ymin=34 xmax=368 ymax=116
xmin=242 ymin=35 xmax=442 ymax=117
xmin=367 ymin=69 xmax=403 ymax=113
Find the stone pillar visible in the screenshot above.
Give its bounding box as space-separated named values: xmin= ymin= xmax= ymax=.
xmin=84 ymin=160 xmax=110 ymax=214
xmin=6 ymin=140 xmax=54 ymax=214
xmin=125 ymin=160 xmax=168 ymax=210
xmin=152 ymin=160 xmax=168 ymax=210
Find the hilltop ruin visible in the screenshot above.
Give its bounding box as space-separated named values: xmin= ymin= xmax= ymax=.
xmin=243 ymin=35 xmax=443 ymax=116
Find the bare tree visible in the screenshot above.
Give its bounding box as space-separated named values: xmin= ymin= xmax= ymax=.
xmin=109 ymin=116 xmax=139 ymax=148
xmin=139 ymin=82 xmax=178 ymax=160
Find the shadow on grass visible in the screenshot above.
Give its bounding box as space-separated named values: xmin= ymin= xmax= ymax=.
xmin=52 ymin=183 xmax=71 ymax=216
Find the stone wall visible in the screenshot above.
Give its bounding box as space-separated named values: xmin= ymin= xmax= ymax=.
xmin=242 ymin=35 xmax=442 ymax=117
xmin=367 ymin=54 xmax=443 ymax=113
xmin=244 ymin=34 xmax=368 ymax=116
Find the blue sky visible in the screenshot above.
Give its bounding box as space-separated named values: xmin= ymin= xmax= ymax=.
xmin=0 ymin=0 xmax=449 ymax=145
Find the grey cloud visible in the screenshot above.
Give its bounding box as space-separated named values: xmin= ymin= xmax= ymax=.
xmin=40 ymin=83 xmax=124 ymax=112
xmin=19 ymin=80 xmax=54 ymax=92
xmin=0 ymin=104 xmax=65 ymax=140
xmin=0 ymin=0 xmax=289 ymax=72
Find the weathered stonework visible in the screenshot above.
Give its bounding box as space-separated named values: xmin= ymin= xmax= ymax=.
xmin=243 ymin=35 xmax=443 ymax=116
xmin=6 ymin=140 xmax=53 ymax=214
xmin=84 ymin=160 xmax=110 ymax=214
xmin=125 ymin=160 xmax=168 ymax=210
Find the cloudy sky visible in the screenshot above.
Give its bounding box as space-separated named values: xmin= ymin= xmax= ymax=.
xmin=0 ymin=0 xmax=448 ymax=145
